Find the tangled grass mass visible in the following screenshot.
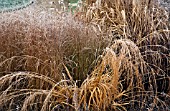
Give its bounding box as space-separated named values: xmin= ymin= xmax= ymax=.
xmin=0 ymin=0 xmax=169 ymax=110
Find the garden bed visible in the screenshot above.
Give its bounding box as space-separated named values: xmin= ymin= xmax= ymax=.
xmin=0 ymin=0 xmax=169 ymax=111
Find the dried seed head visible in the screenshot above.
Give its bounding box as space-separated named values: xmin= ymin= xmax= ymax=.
xmin=95 ymin=0 xmax=102 ymax=8
xmin=121 ymin=10 xmax=126 ymax=21
xmin=133 ymin=0 xmax=140 ymax=6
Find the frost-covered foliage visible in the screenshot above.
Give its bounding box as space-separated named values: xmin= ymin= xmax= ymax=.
xmin=0 ymin=0 xmax=169 ymax=111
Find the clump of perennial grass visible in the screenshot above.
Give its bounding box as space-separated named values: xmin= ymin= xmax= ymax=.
xmin=79 ymin=39 xmax=166 ymax=110
xmin=0 ymin=5 xmax=103 ymax=81
xmin=0 ymin=5 xmax=105 ymax=110
xmin=76 ymin=0 xmax=170 ymax=110
xmin=0 ymin=71 xmax=76 ymax=110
